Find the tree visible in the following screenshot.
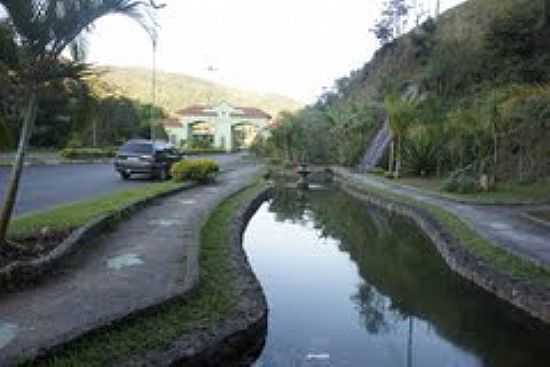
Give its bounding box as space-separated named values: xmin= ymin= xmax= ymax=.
xmin=371 ymin=0 xmax=413 ymax=45
xmin=384 ymin=94 xmax=418 ymax=178
xmin=0 ymin=0 xmax=162 ymax=247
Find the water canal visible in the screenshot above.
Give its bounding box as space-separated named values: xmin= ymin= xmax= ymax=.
xmin=243 ymin=187 xmax=550 ymax=367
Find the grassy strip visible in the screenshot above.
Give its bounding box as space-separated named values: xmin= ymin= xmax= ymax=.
xmin=345 ymin=177 xmax=550 ymax=285
xmin=373 ymin=175 xmax=550 ymax=204
xmin=8 ymin=182 xmax=186 ymax=239
xmin=23 ymin=183 xmax=264 ymax=367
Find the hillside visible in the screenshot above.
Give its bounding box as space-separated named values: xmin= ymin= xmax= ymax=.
xmin=263 ymin=0 xmax=550 ymax=188
xmin=97 ymin=66 xmax=303 ymax=118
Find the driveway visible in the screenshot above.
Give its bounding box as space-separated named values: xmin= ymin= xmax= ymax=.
xmin=0 ymin=153 xmax=249 ymax=216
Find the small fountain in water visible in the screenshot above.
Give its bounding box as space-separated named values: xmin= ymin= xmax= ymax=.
xmin=296 ymin=163 xmax=311 ymax=190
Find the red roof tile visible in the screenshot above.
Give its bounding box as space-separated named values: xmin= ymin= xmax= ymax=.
xmin=176 ymin=105 xmax=217 ymax=117
xmin=161 ymin=117 xmax=183 ymax=128
xmin=176 ymin=104 xmax=271 ymax=120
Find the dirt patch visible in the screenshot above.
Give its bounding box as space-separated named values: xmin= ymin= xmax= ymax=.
xmin=0 ymin=230 xmax=72 ymax=268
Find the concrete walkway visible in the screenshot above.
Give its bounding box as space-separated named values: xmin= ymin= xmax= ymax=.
xmin=0 ymin=163 xmax=260 ymax=366
xmin=335 ymin=168 xmax=550 ymax=268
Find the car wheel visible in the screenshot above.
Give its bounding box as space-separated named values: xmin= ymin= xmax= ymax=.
xmin=120 ymin=172 xmax=131 ymax=180
xmin=158 ymin=168 xmax=169 ymax=181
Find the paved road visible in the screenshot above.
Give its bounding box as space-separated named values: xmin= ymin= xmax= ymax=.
xmin=0 ymin=162 xmax=261 ymax=365
xmin=0 ymin=153 xmax=249 ymax=216
xmin=335 ymin=168 xmax=550 ymax=267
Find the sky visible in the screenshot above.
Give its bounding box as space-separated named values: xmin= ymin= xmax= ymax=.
xmin=88 ymin=0 xmax=466 ymax=103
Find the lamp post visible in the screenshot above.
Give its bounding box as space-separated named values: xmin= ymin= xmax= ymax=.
xmin=151 ymin=37 xmax=158 ymax=142
xmin=149 ymin=1 xmax=167 ymax=142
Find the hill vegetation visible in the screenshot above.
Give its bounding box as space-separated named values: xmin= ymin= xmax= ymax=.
xmin=258 ymin=0 xmax=550 ymax=192
xmin=0 ymin=65 xmax=302 ymax=150
xmin=98 ymin=66 xmax=303 ymax=117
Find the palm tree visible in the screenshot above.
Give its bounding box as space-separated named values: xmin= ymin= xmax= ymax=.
xmin=0 ymin=0 xmax=162 ymax=247
xmin=384 ymin=94 xmax=418 ymax=179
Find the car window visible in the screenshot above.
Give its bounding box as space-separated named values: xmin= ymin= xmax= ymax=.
xmin=120 ymin=143 xmax=153 ymax=154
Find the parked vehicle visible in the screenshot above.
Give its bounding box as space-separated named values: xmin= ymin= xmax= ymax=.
xmin=114 ymin=140 xmax=182 ymax=180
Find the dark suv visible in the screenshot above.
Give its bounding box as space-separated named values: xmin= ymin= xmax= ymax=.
xmin=114 ymin=140 xmax=182 ymax=180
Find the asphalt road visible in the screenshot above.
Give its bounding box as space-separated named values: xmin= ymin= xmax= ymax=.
xmin=0 ymin=153 xmax=249 ymax=216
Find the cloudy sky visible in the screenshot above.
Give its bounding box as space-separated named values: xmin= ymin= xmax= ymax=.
xmin=88 ymin=0 xmax=466 ymax=103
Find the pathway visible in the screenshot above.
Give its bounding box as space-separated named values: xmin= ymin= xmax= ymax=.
xmin=335 ymin=168 xmax=550 ymax=268
xmin=0 ymin=162 xmax=260 ymax=366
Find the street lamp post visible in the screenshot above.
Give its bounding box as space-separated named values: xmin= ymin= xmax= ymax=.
xmin=151 ymin=37 xmax=158 ymax=142
xmin=149 ymin=1 xmax=167 ymax=143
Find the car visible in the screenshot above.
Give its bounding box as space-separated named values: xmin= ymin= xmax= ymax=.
xmin=114 ymin=139 xmax=182 ymax=180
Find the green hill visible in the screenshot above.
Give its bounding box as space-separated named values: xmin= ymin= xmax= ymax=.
xmin=263 ymin=0 xmax=550 ymax=186
xmin=97 ymin=66 xmax=303 ymax=118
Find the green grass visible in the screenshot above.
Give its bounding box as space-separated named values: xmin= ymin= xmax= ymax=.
xmin=22 ymin=183 xmax=265 ymax=367
xmin=8 ymin=181 xmax=185 ymax=239
xmin=383 ymin=176 xmax=550 ymax=204
xmin=344 ymin=178 xmax=550 ymax=285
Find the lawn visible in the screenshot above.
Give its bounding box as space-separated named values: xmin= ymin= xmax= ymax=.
xmin=388 ymin=176 xmax=550 ymax=204
xmin=8 ymin=181 xmax=185 ymax=239
xmin=22 ymin=183 xmax=265 ymax=367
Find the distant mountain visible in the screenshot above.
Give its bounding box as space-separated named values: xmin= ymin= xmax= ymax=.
xmin=97 ymin=66 xmax=303 ymax=118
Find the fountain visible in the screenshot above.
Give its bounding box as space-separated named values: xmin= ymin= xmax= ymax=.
xmin=296 ymin=163 xmax=311 ymax=190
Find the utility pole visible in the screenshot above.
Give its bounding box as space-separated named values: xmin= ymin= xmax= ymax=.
xmin=151 ymin=37 xmax=157 ymax=143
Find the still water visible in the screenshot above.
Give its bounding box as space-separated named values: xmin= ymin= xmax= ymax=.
xmin=243 ymin=188 xmax=550 ymax=367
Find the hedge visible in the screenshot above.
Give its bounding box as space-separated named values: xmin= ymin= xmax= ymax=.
xmin=171 ymin=159 xmax=220 ymax=183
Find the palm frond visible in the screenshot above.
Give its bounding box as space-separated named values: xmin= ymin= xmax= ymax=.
xmin=1 ymin=0 xmax=159 ymax=61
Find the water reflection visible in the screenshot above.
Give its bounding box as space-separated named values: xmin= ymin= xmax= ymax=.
xmin=244 ymin=188 xmax=550 ymax=367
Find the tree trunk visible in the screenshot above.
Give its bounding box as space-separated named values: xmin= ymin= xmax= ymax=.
xmin=388 ymin=139 xmax=395 ymax=174
xmin=395 ymin=136 xmax=401 ymax=179
xmin=0 ymin=90 xmax=38 ymax=245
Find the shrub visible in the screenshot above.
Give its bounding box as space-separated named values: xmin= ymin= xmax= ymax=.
xmin=60 ymin=147 xmax=117 ymax=160
xmin=442 ymin=168 xmax=481 ymax=194
xmin=170 ymin=159 xmax=219 ymax=183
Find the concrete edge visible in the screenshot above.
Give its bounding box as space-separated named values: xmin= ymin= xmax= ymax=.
xmin=0 ymin=159 xmax=114 ymax=167
xmin=521 ymin=212 xmax=550 ymax=230
xmin=334 ymin=173 xmax=550 ymax=325
xmin=124 ymin=186 xmax=272 ymax=366
xmin=0 ymin=182 xmax=196 ymax=291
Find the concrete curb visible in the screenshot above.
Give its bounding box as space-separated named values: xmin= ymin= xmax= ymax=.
xmin=0 ymin=182 xmax=196 ymax=291
xmin=0 ymin=159 xmax=114 ymax=167
xmin=334 ymin=173 xmax=550 ymax=325
xmin=119 ymin=186 xmax=272 ymax=367
xmin=361 ymin=173 xmax=550 ymax=207
xmin=521 ymin=212 xmax=550 ymax=230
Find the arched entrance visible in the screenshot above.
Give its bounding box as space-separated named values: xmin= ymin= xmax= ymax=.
xmin=188 ymin=121 xmax=215 ymax=149
xmin=231 ymin=122 xmax=258 ymax=150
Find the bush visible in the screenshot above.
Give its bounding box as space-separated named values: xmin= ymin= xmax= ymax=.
xmin=170 ymin=159 xmax=219 ymax=183
xmin=442 ymin=168 xmax=481 ymax=194
xmin=60 ymin=147 xmax=117 ymax=160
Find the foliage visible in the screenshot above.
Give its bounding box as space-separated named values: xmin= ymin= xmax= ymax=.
xmin=442 ymin=168 xmax=481 ymax=194
xmin=9 ymin=181 xmax=184 ymax=239
xmin=401 ymin=129 xmax=439 ymax=176
xmin=484 ymin=2 xmax=550 ymax=84
xmin=370 ymin=0 xmax=412 ymax=45
xmin=170 ymin=159 xmax=220 ymax=183
xmin=100 ymin=66 xmax=303 ymax=117
xmin=60 ymin=147 xmax=116 ymax=160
